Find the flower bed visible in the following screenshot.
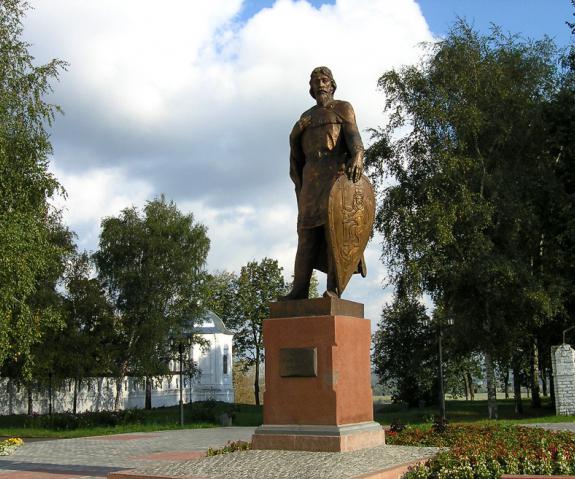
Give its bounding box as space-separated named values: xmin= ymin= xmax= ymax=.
xmin=0 ymin=437 xmax=23 ymax=456
xmin=387 ymin=424 xmax=575 ymax=478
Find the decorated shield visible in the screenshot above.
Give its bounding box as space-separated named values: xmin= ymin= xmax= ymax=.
xmin=327 ymin=174 xmax=375 ymax=295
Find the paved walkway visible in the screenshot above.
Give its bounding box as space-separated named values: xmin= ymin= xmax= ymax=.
xmin=0 ymin=427 xmax=255 ymax=479
xmin=109 ymin=444 xmax=439 ymax=479
xmin=2 ymin=423 xmax=573 ymax=479
xmin=523 ymin=422 xmax=575 ymax=433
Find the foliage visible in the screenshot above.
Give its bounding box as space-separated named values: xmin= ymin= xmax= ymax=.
xmin=184 ymin=400 xmax=237 ymax=424
xmin=94 ymin=197 xmax=209 ymax=393
xmin=366 ymin=20 xmax=571 ymax=413
xmin=203 ymin=270 xmax=238 ymax=323
xmin=229 ymin=258 xmax=287 ymax=405
xmin=0 ymin=0 xmax=68 ymax=375
xmin=372 ymin=292 xmax=436 ymax=406
xmin=38 ymin=252 xmax=116 ymax=390
xmin=0 ymin=437 xmax=23 ymax=456
xmin=389 ymin=418 xmax=407 ymax=433
xmin=206 ymin=440 xmax=250 ymax=456
xmin=0 ymin=404 xmax=253 ymax=440
xmin=22 ymin=409 xmax=146 ymax=431
xmin=388 ymin=424 xmax=575 ymax=478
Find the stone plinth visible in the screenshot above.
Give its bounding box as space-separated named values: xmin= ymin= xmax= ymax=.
xmin=252 ymin=298 xmax=385 ymax=452
xmin=551 ymin=344 xmax=575 ymax=416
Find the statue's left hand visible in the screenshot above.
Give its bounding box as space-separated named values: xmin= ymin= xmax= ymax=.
xmin=347 ymin=153 xmax=364 ymax=183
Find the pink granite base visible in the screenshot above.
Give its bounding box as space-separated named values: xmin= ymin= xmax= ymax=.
xmin=251 ymin=422 xmax=386 ymax=452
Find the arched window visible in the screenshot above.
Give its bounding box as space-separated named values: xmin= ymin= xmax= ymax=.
xmin=223 ymin=344 xmax=229 ymax=375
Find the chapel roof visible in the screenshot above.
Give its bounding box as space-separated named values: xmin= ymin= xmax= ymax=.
xmin=179 ymin=309 xmax=233 ymax=336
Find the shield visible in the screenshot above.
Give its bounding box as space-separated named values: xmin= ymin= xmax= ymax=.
xmin=327 ymin=174 xmax=376 ymax=295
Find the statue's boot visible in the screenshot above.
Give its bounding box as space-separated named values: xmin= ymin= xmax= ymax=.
xmin=280 ymin=230 xmax=315 ymax=300
xmin=324 ymin=241 xmax=341 ymax=299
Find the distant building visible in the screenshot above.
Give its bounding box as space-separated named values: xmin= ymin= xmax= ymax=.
xmin=0 ymin=310 xmax=234 ymax=415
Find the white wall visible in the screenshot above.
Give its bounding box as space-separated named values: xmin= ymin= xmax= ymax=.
xmin=0 ymin=331 xmax=235 ymax=415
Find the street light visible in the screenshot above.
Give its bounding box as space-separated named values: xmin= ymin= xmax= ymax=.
xmin=563 ymin=325 xmax=575 ymax=345
xmin=170 ymin=335 xmax=192 ymax=427
xmin=437 ymin=316 xmax=453 ymax=424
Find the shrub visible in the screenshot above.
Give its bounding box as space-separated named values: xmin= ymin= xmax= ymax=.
xmin=388 ymin=424 xmax=575 ymax=478
xmin=186 ymin=400 xmax=238 ymax=424
xmin=206 ymin=440 xmax=250 ymax=456
xmin=0 ymin=438 xmax=23 ymax=456
xmin=23 ymin=409 xmax=146 ymax=430
xmin=389 ymin=418 xmax=407 ymax=433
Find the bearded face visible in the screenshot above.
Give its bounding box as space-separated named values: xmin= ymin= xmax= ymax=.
xmin=310 ymin=72 xmax=335 ymax=106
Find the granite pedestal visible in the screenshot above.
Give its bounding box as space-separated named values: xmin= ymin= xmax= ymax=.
xmin=251 ymin=297 xmax=385 ymax=452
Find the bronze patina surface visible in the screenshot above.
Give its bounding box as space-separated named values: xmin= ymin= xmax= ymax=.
xmin=327 ymin=174 xmax=375 ymax=294
xmin=283 ymin=66 xmax=375 ymax=300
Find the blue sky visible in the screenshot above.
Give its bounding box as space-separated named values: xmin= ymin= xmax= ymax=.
xmin=242 ymin=0 xmax=574 ymax=47
xmin=418 ymin=0 xmax=573 ymax=47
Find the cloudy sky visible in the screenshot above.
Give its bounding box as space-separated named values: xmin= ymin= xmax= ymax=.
xmin=24 ymin=0 xmax=573 ymax=325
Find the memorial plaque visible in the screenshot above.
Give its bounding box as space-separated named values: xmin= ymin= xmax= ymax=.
xmin=279 ymin=347 xmax=317 ymax=377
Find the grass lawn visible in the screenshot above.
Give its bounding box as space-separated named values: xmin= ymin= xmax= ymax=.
xmin=0 ymin=404 xmax=246 ymax=438
xmin=0 ymin=422 xmax=216 ymax=439
xmin=374 ymin=397 xmax=575 ymax=426
xmin=2 ymin=398 xmax=573 ymax=439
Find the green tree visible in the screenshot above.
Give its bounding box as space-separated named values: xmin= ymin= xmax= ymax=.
xmin=366 ymin=21 xmax=566 ymax=418
xmin=0 ymin=0 xmax=68 ymax=375
xmin=373 ymin=292 xmax=435 ymax=407
xmin=204 ymin=270 xmax=238 ymax=323
xmin=229 ymin=258 xmax=286 ymax=405
xmin=94 ymin=196 xmax=209 ymax=409
xmin=55 ymin=251 xmax=116 ymax=413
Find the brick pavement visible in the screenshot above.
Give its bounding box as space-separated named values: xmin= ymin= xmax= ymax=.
xmin=7 ymin=423 xmax=571 ymax=479
xmin=108 ymin=444 xmax=440 ymax=479
xmin=0 ymin=427 xmax=255 ymax=479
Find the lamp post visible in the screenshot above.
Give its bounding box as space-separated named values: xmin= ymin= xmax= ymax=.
xmin=563 ymin=325 xmax=575 ymax=345
xmin=170 ymin=335 xmax=191 ymax=427
xmin=437 ymin=317 xmax=453 ymax=424
xmin=178 ymin=340 xmax=184 ymax=427
xmin=48 ymin=371 xmax=53 ymax=416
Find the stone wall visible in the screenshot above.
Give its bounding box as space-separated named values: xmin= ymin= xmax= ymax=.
xmin=551 ymin=344 xmax=575 ymax=415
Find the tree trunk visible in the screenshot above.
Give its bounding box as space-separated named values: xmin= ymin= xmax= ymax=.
xmin=114 ymin=361 xmax=128 ymax=411
xmin=73 ymin=377 xmax=79 ymax=414
xmin=503 ymin=369 xmax=510 ymax=399
xmin=485 ymin=352 xmax=498 ymax=419
xmin=27 ymin=383 xmax=33 ymax=416
xmin=530 ymin=338 xmax=541 ymax=408
xmin=463 ymin=372 xmax=469 ymax=401
xmin=254 ymin=354 xmax=260 ymax=406
xmin=8 ymin=378 xmax=14 ymax=415
xmin=513 ymin=364 xmax=523 ymax=414
xmin=541 ymin=368 xmax=548 ymax=397
xmin=467 ymin=372 xmax=475 ymax=400
xmin=145 ymin=377 xmax=152 ymax=410
xmin=114 ymin=377 xmax=123 ymax=411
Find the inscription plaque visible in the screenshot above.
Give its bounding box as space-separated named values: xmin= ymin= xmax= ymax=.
xmin=279 ymin=348 xmax=317 ymax=377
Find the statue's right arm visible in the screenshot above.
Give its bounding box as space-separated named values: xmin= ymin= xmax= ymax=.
xmin=289 ymin=150 xmax=303 ymax=198
xmin=289 ymin=119 xmax=306 ymax=197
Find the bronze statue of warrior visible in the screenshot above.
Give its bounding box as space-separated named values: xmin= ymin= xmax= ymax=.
xmin=283 ymin=66 xmax=375 ymax=300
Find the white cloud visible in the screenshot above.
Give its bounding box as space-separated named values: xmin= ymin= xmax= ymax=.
xmin=31 ymin=0 xmax=434 ymax=326
xmin=51 ymin=163 xmax=154 ymax=251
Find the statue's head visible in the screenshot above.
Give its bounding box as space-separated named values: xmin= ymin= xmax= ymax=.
xmin=309 ymin=66 xmax=337 ymax=100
